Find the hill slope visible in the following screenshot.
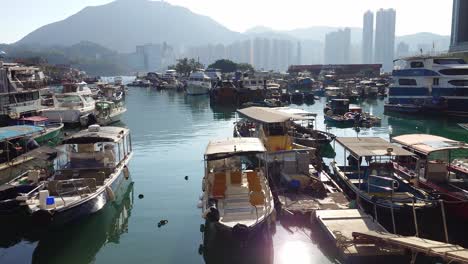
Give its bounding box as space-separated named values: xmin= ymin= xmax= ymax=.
xmin=17 ymin=0 xmax=241 ymax=52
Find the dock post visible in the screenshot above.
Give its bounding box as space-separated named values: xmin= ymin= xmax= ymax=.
xmin=412 ymin=198 xmax=419 ymax=237
xmin=440 ymin=200 xmax=449 ymax=243
xmin=390 ymin=203 xmax=396 ymax=234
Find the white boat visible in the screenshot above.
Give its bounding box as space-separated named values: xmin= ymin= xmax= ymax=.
xmin=41 ymin=82 xmax=95 ymax=124
xmin=186 ymin=71 xmax=211 ymax=95
xmin=93 ymin=101 xmax=127 ymax=126
xmin=19 ymin=125 xmax=133 ymax=226
xmin=200 ymin=137 xmax=275 ymax=242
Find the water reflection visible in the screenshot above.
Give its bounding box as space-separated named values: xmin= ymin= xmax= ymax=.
xmin=209 ymin=102 xmax=237 ymax=121
xmin=0 ymin=181 xmax=134 ymax=264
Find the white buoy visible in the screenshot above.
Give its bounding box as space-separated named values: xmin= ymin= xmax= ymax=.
xmin=197 ymin=200 xmax=203 ymax=208
xmin=106 ymin=186 xmax=115 ymax=202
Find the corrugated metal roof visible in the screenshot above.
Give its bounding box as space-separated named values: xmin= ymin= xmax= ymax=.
xmin=336 ymin=137 xmax=414 ymax=157
xmin=392 ymin=134 xmax=468 ymax=155
xmin=205 ymin=137 xmax=265 ymax=156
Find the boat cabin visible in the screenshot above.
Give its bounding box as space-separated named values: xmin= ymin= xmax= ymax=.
xmin=202 ymin=138 xmax=274 ymax=227
xmin=392 ymin=134 xmax=468 ymax=182
xmin=333 ymin=137 xmax=426 ymax=201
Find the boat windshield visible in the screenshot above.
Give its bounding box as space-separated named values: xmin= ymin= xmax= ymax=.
xmin=56 ymin=95 xmax=82 ymax=106
xmin=64 ymin=143 xmax=118 ymax=169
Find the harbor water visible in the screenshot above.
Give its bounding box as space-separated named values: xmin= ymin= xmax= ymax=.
xmin=0 ymin=85 xmax=466 ymax=264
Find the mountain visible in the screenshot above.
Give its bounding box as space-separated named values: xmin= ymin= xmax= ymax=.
xmin=396 ymin=32 xmax=450 ymax=51
xmin=17 ymin=0 xmax=241 ymax=53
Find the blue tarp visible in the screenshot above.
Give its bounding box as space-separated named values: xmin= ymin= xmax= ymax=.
xmin=0 ymin=125 xmax=43 ymax=141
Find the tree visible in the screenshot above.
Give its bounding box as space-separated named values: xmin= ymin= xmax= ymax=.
xmin=208 ymin=59 xmax=237 ymax=73
xmin=171 ymin=58 xmax=204 ymax=76
xmin=236 ymin=63 xmax=254 ymax=73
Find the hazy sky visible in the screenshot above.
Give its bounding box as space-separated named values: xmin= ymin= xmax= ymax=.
xmin=1 ymin=0 xmax=453 ymax=44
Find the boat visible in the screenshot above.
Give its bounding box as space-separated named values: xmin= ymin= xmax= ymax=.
xmin=14 ymin=116 xmax=64 ymax=146
xmin=392 ymin=134 xmax=468 ymax=223
xmin=41 ymin=82 xmax=95 ymax=124
xmin=273 ymin=107 xmax=333 ymax=149
xmin=186 ymin=71 xmax=212 ymax=95
xmin=386 ymin=56 xmax=468 ymax=117
xmin=0 ymin=63 xmax=47 ymax=126
xmin=160 ymin=70 xmax=181 ymax=89
xmin=89 ymin=101 xmax=127 ymax=126
xmin=324 ymin=99 xmax=381 ymax=127
xmin=324 ymin=87 xmax=344 ymax=98
xmin=210 ymin=80 xmax=239 ymax=105
xmin=20 ymin=125 xmax=133 ymax=226
xmin=0 ymin=125 xmax=60 ymax=184
xmin=200 ymin=137 xmax=275 ymax=243
xmin=330 ymin=137 xmax=439 ymax=236
xmin=127 ymin=79 xmax=152 ymax=87
xmin=290 ymin=90 xmax=304 ymax=103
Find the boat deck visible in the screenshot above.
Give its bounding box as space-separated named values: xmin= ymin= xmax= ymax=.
xmin=352 ymin=231 xmax=468 ymax=263
xmin=315 ymin=209 xmax=404 ymax=259
xmin=279 ymin=192 xmax=348 ymax=214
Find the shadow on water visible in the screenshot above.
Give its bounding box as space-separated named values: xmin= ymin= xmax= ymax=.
xmin=209 ymin=102 xmax=237 ymax=121
xmin=0 ymin=181 xmax=135 ymax=264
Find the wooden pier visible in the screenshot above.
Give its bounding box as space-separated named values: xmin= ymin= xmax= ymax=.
xmin=352 ymin=231 xmax=468 ymax=264
xmin=314 ymin=209 xmax=405 ymax=261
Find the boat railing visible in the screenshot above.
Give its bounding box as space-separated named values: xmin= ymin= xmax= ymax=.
xmin=54 ymin=178 xmax=95 ymax=205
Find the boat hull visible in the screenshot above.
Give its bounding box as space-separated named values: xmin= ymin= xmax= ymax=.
xmin=41 ymin=108 xmax=94 ymax=124
xmin=186 ymin=84 xmax=209 ymax=95
xmin=96 ymin=108 xmax=126 ymax=126
xmin=30 ymin=162 xmax=132 ymax=227
xmin=33 ymin=124 xmax=63 ymax=146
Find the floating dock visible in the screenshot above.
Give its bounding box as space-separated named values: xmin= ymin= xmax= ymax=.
xmin=314 ymin=209 xmax=405 ymax=261
xmin=352 ymin=231 xmax=468 ymax=264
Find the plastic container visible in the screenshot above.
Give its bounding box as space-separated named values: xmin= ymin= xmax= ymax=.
xmin=46 ymin=196 xmax=55 ymax=209
xmin=39 ymin=190 xmax=50 ymax=210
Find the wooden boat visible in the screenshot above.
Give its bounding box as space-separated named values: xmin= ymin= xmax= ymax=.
xmin=0 ymin=125 xmax=61 ymax=184
xmin=330 ymin=137 xmax=439 ymax=237
xmin=14 ymin=116 xmax=64 ymax=146
xmin=20 ymin=125 xmax=133 ymax=226
xmin=392 ymin=134 xmax=468 ymax=222
xmin=325 ymin=99 xmax=381 ymax=127
xmin=210 ymin=80 xmax=239 ymax=105
xmin=200 ymin=138 xmax=275 ymax=243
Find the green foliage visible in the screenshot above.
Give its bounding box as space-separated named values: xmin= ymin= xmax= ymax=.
xmin=170 ymin=58 xmax=204 ymax=76
xmin=208 ymin=59 xmax=254 ymax=73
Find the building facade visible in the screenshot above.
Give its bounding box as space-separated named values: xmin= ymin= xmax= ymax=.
xmin=374 ymin=8 xmax=396 ymax=72
xmin=362 ymin=11 xmax=374 ymax=64
xmin=450 ymin=0 xmax=468 ymax=52
xmin=324 ymin=28 xmax=351 ymax=64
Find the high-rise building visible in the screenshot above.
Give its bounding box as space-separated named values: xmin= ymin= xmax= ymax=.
xmin=374 ymin=8 xmax=396 ymax=72
xmin=450 ymin=0 xmax=468 ymax=52
xmin=362 ymin=11 xmax=374 ymax=63
xmin=324 ymin=28 xmax=351 ymax=64
xmin=396 ymin=42 xmax=410 ymax=58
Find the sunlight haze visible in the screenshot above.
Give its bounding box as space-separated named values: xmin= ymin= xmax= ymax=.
xmin=1 ymin=0 xmax=452 ymax=44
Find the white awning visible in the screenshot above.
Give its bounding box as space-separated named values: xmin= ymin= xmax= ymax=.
xmin=336 ymin=137 xmax=414 ymax=157
xmin=237 ymin=107 xmax=313 ymax=123
xmin=392 ymin=134 xmax=468 ymax=155
xmin=205 ymin=137 xmax=266 ymax=156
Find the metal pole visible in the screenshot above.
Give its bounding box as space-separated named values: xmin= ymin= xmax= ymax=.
xmin=412 ymin=198 xmax=419 ymax=237
xmin=440 ymin=199 xmax=449 ymax=243
xmin=391 ymin=201 xmax=396 ymax=234
xmin=374 ymin=203 xmax=378 ymax=222
xmin=358 ymin=159 xmax=361 ymax=191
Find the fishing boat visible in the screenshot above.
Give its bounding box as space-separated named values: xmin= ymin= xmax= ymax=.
xmin=0 ymin=125 xmax=60 ymax=184
xmin=14 ymin=116 xmax=64 ymax=146
xmin=324 ymin=99 xmax=381 ymax=127
xmin=210 ymin=80 xmax=239 ymax=105
xmin=200 ymin=138 xmax=275 ymax=243
xmin=186 ymin=71 xmax=212 ymax=95
xmin=92 ymin=101 xmax=127 ymax=126
xmin=20 ymin=125 xmax=132 ymax=226
xmin=41 ymin=82 xmax=96 ymax=124
xmin=386 ymin=56 xmax=468 ymax=117
xmin=392 ymin=134 xmax=468 ymax=222
xmin=330 ymin=137 xmax=438 ymax=236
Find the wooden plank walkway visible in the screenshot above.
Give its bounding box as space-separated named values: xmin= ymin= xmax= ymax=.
xmin=352 ymin=231 xmax=468 ymax=263
xmin=314 ymin=209 xmax=404 ymax=259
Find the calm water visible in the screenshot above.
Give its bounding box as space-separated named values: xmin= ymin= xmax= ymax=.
xmin=0 ymin=84 xmax=467 ymax=264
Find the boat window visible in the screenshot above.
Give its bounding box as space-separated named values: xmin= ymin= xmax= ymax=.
xmin=439 ymin=69 xmax=468 ymax=75
xmin=83 ymin=95 xmax=95 ymax=103
xmin=433 ymin=58 xmax=466 ymax=65
xmin=398 ymin=78 xmax=417 ymax=86
xmin=448 ymin=80 xmax=468 ymax=86
xmin=433 ymin=78 xmax=439 ymax=85
xmin=32 ymin=91 xmax=39 ymax=100
xmin=410 ymin=61 xmax=424 ymax=68
xmin=56 ymin=95 xmax=82 ymax=105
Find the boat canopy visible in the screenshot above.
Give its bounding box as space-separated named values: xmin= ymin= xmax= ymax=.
xmin=274 ymin=107 xmax=317 ymax=119
xmin=392 ymin=134 xmax=468 ymax=155
xmin=205 ymin=137 xmax=266 ymax=160
xmin=237 ymin=107 xmax=312 ymax=124
xmin=62 ymin=126 xmax=129 ymax=144
xmin=336 ymin=137 xmax=414 ymax=158
xmin=0 ymin=125 xmax=43 ymax=141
